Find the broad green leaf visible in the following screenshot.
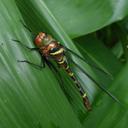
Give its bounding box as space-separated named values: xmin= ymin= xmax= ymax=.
xmin=75 ymin=35 xmax=122 ymax=78
xmin=15 ymin=0 xmax=128 ymax=38
xmin=18 ymin=0 xmax=128 ymax=38
xmin=0 ymin=0 xmax=128 ymax=128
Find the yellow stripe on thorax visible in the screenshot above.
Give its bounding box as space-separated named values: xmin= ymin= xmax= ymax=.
xmin=50 ymin=48 xmax=64 ymax=55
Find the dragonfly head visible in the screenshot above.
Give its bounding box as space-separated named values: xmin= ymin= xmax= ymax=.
xmin=34 ymin=32 xmax=46 ymax=47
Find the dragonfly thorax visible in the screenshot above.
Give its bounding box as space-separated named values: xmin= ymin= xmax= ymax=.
xmin=40 ymin=41 xmax=64 ymax=58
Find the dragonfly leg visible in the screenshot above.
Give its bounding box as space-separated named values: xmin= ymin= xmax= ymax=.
xmin=17 ymin=59 xmax=45 ymax=69
xmin=12 ymin=39 xmax=38 ymax=51
xmin=20 ymin=20 xmax=33 ymax=33
xmin=20 ymin=20 xmax=36 ymax=37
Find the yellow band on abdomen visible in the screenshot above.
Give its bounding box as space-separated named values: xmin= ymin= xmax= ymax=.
xmin=58 ymin=59 xmax=65 ymax=64
xmin=65 ymin=66 xmax=69 ymax=70
xmin=82 ymin=93 xmax=87 ymax=98
xmin=68 ymin=72 xmax=74 ymax=76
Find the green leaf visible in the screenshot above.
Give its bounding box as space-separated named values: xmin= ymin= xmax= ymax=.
xmin=0 ymin=0 xmax=128 ymax=128
xmin=17 ymin=0 xmax=128 ymax=38
xmin=15 ymin=0 xmax=128 ymax=38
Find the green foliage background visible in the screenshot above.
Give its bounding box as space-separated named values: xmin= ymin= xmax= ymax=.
xmin=0 ymin=0 xmax=128 ymax=127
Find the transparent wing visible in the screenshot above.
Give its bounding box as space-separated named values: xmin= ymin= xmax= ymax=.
xmin=64 ymin=46 xmax=113 ymax=79
xmin=45 ymin=60 xmax=70 ymax=97
xmin=65 ymin=51 xmax=122 ymax=105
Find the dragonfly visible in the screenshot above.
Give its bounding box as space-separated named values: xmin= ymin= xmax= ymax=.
xmin=12 ymin=21 xmax=121 ymax=111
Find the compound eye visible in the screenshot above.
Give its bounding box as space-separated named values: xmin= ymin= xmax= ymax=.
xmin=35 ymin=35 xmax=42 ymax=46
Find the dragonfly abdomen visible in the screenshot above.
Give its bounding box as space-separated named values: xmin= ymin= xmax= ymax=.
xmin=57 ymin=58 xmax=91 ymax=110
xmin=49 ymin=44 xmax=91 ymax=110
